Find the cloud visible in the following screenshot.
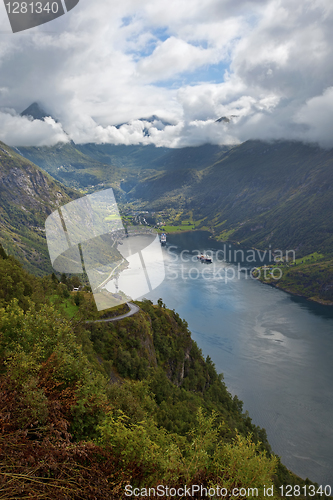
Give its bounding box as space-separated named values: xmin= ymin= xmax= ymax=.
xmin=0 ymin=111 xmax=69 ymax=146
xmin=136 ymin=37 xmax=218 ymax=82
xmin=294 ymin=87 xmax=333 ymax=147
xmin=0 ymin=0 xmax=332 ymax=148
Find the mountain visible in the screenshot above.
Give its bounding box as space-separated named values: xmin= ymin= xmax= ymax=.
xmin=125 ymin=139 xmax=333 ymax=302
xmin=0 ymin=250 xmax=318 ymax=497
xmin=139 ymin=114 xmax=173 ymax=126
xmin=129 ymin=140 xmax=333 ymax=255
xmin=15 ymin=141 xmax=128 ymax=193
xmin=13 ymin=137 xmax=333 ymax=301
xmin=74 ymin=142 xmax=231 ymax=172
xmin=215 ymin=115 xmax=238 ymax=123
xmin=17 ymin=141 xmax=231 ymax=193
xmin=15 ymin=138 xmax=333 ymax=257
xmin=200 ymin=140 xmax=333 ymax=254
xmin=20 ymin=102 xmax=51 ymax=121
xmin=16 ymin=138 xmax=333 ymax=257
xmin=0 ymin=141 xmax=79 ymax=275
xmin=115 ymin=114 xmax=174 ymax=130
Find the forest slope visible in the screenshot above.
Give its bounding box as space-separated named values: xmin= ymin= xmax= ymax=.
xmin=18 ymin=139 xmax=333 ymax=258
xmin=13 ymin=139 xmax=333 ymax=302
xmin=129 ymin=140 xmax=333 ymax=257
xmin=0 ymin=246 xmax=322 ymax=499
xmin=0 ymin=141 xmax=79 ymax=275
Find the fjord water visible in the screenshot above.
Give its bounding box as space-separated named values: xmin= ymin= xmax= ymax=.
xmin=145 ymin=232 xmax=333 ymax=486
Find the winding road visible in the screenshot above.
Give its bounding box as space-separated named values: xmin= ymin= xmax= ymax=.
xmin=85 ymin=302 xmax=140 ymax=324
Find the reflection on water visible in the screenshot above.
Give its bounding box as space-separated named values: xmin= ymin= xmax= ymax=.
xmin=145 ymin=232 xmax=333 ymax=485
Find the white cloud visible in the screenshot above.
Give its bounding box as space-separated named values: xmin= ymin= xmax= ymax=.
xmin=0 ymin=111 xmax=69 ymax=146
xmin=136 ymin=37 xmax=218 ymax=82
xmin=294 ymin=87 xmax=333 ymax=147
xmin=0 ymin=0 xmax=333 ymax=147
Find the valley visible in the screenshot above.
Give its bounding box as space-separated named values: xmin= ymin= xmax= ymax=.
xmin=2 ymin=1 xmax=333 ymax=496
xmin=12 ymin=137 xmax=333 ymax=304
xmin=1 ymin=242 xmax=330 ymax=494
xmin=1 ymin=123 xmax=333 ymax=491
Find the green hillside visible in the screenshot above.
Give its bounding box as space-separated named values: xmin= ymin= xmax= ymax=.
xmin=125 ymin=140 xmax=333 ymax=302
xmin=254 ymin=256 xmax=333 ymax=304
xmin=16 ymin=141 xmax=127 ymax=193
xmin=0 ymin=246 xmax=323 ymax=499
xmin=14 ymin=139 xmax=333 ymax=303
xmin=0 ymin=141 xmax=79 ymax=275
xmin=17 ymin=139 xmax=333 ymax=258
xmin=17 ymin=142 xmax=230 ymax=198
xmin=128 ymin=140 xmax=333 ymax=256
xmin=189 ymin=141 xmax=333 ymax=256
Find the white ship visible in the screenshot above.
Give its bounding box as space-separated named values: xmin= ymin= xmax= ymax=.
xmin=197 ymin=254 xmax=212 ymax=263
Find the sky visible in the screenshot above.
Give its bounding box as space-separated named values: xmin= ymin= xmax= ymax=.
xmin=0 ymin=0 xmax=332 ymax=148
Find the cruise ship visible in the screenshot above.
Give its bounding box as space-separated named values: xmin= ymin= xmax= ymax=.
xmin=197 ymin=254 xmax=212 ymax=263
xmin=160 ymin=233 xmax=167 ymax=245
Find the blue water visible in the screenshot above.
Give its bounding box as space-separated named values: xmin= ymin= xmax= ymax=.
xmin=145 ymin=232 xmax=333 ymax=486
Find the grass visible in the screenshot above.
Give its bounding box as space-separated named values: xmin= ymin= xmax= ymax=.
xmin=158 ymin=217 xmax=205 ymax=233
xmin=254 ymin=257 xmax=333 ymax=304
xmin=104 ymin=215 xmax=122 ymax=222
xmin=61 ymin=300 xmax=80 ymax=318
xmin=294 ymin=252 xmax=325 ymax=265
xmin=160 ymin=225 xmax=196 ymax=233
xmin=49 ymin=292 xmax=130 ymax=320
xmin=214 ymin=219 xmax=227 ymax=228
xmin=216 ymin=228 xmax=236 ymax=241
xmin=50 ymin=295 xmax=80 ymax=318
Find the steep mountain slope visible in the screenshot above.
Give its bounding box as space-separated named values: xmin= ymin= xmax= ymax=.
xmin=0 ymin=250 xmax=320 ymax=497
xmin=15 ymin=138 xmax=333 ymax=258
xmin=16 ymin=141 xmax=127 ymax=192
xmin=130 ymin=140 xmax=333 ymax=257
xmin=77 ymin=142 xmax=230 ymax=171
xmin=76 ymin=143 xmax=170 ymax=169
xmin=192 ymin=141 xmax=333 ymax=254
xmin=17 ymin=142 xmax=231 ymax=194
xmin=0 ymin=141 xmax=79 ymax=275
xmin=20 ymin=102 xmax=51 ymax=121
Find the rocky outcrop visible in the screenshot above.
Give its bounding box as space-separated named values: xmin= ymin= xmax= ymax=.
xmin=0 ymin=141 xmax=78 ymax=275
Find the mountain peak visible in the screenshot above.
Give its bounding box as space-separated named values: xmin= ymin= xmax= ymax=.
xmin=140 ymin=115 xmax=173 ymax=126
xmin=215 ymin=115 xmax=238 ymax=123
xmin=21 ymin=102 xmax=50 ymax=121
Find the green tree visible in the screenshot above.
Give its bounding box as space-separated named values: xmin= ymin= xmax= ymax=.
xmin=0 ymin=244 xmax=8 ymax=260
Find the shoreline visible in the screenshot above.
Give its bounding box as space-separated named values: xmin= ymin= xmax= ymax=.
xmin=261 ymin=280 xmax=333 ymax=307
xmin=160 ymin=226 xmax=333 ymax=307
